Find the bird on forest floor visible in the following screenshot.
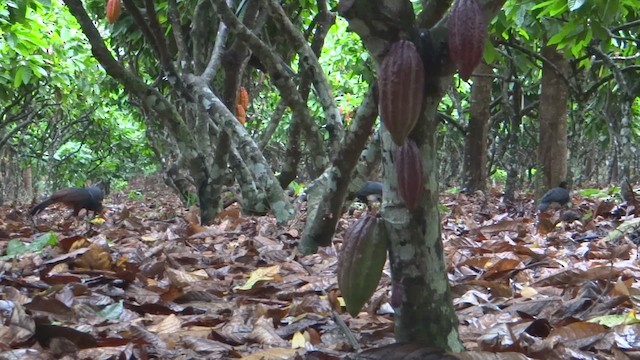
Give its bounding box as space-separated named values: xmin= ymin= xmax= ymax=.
xmin=537 ymin=181 xmax=570 ymax=212
xmin=30 ymin=186 xmax=104 ymax=218
xmin=346 ymin=181 xmax=383 ymax=215
xmin=350 ymin=181 xmax=383 ymax=206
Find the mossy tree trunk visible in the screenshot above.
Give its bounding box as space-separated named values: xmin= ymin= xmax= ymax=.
xmin=339 ymin=0 xmax=505 ymax=350
xmin=464 ymin=62 xmax=493 ymax=192
xmin=382 ymin=95 xmax=463 ymax=349
xmin=538 ymin=46 xmax=569 ymax=189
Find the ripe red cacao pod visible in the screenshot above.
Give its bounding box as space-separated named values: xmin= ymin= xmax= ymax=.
xmin=337 ymin=215 xmax=388 ymax=316
xmin=106 ymin=0 xmax=122 ymax=24
xmin=448 ymin=0 xmax=487 ymax=80
xmin=395 ymin=140 xmax=423 ymax=210
xmin=378 ymin=40 xmax=425 ymax=146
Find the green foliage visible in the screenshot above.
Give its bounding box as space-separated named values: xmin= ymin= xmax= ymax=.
xmin=0 ymin=0 xmax=156 ymax=191
xmin=247 ymin=17 xmax=372 ymax=146
xmin=578 ymin=188 xmax=604 ymax=197
xmin=491 ymin=168 xmax=508 ymax=183
xmin=111 ymin=179 xmax=129 ymax=191
xmin=438 ymin=203 xmax=450 ymax=215
xmin=128 ymin=190 xmax=145 ymax=201
xmin=470 ymin=0 xmax=640 ymax=187
xmin=500 ymin=0 xmax=640 ymax=65
xmin=184 ymin=193 xmax=198 ymax=207
xmin=1 ymin=232 xmax=57 ymax=260
xmin=444 ymin=186 xmax=461 ymax=194
xmin=579 ymin=186 xmax=620 ymax=199
xmin=288 ymin=180 xmax=306 ymax=196
xmin=321 ymin=18 xmax=372 ymax=125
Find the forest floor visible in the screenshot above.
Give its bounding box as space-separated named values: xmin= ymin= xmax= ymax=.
xmin=1 ymin=176 xmax=639 ymax=360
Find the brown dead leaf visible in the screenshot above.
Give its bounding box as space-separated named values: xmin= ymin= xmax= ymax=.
xmin=546 ymin=321 xmax=608 ymax=349
xmin=75 ymin=243 xmax=113 ymax=270
xmin=5 ymin=181 xmax=639 ymax=359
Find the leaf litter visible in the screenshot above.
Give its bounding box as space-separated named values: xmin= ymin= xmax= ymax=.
xmin=1 ymin=180 xmax=639 ymax=359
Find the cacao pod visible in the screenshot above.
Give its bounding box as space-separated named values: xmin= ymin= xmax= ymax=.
xmin=237 ymin=86 xmax=250 ymax=111
xmin=448 ymin=0 xmax=487 ymax=80
xmin=395 ymin=140 xmax=423 ymax=210
xmin=106 ymin=0 xmax=122 ymax=24
xmin=337 ymin=215 xmax=388 ymax=316
xmin=235 ymin=104 xmax=246 ymax=125
xmin=378 ymin=40 xmax=425 ymax=146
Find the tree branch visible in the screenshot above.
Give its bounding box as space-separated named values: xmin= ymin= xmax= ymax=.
xmin=266 ymin=0 xmax=343 ymax=144
xmin=201 ymin=0 xmax=233 ymax=81
xmin=168 ymin=0 xmax=189 ymax=68
xmin=209 ymin=0 xmax=328 ymax=169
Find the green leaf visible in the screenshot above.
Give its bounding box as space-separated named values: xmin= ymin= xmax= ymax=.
xmin=578 ymin=189 xmax=600 ymax=196
xmin=8 ymin=0 xmax=28 ymax=23
xmin=547 ymin=31 xmax=567 ymax=46
xmin=531 ymin=0 xmax=557 ymax=11
xmin=98 ymin=300 xmax=125 ymax=320
xmin=30 ymin=63 xmax=47 ymax=78
xmin=517 ymin=27 xmax=531 ymax=41
xmin=589 ymin=313 xmax=640 ymax=326
xmin=548 ymin=2 xmax=568 ymax=16
xmin=14 ymin=66 xmax=25 ymax=87
xmin=568 ymin=0 xmax=586 ymax=11
xmin=604 ymin=0 xmax=620 ymax=21
xmin=30 ymin=232 xmax=58 ymax=250
xmin=547 ymin=22 xmax=577 ymax=48
xmin=483 ymin=40 xmax=499 ymax=64
xmin=6 ymin=240 xmax=28 ymax=256
xmin=591 ymin=22 xmax=610 ymax=40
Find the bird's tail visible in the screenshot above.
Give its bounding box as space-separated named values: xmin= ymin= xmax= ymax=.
xmin=30 ymin=198 xmax=54 ymax=215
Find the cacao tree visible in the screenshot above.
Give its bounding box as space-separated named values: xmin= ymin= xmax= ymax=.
xmin=59 ymin=0 xmax=380 ymax=224
xmin=0 ymin=0 xmax=153 ymax=202
xmin=334 ymin=0 xmax=505 ymax=349
xmin=494 ymin=0 xmax=640 ymax=190
xmin=8 ymin=0 xmax=640 ymax=352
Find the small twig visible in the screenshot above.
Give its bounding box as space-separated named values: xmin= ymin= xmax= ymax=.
xmin=331 ymin=310 xmax=361 ymax=352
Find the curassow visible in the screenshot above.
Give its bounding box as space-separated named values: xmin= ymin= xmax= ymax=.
xmin=30 ymin=186 xmax=104 ymax=217
xmin=353 ymin=181 xmax=383 ymax=204
xmin=538 ymin=181 xmax=570 ymax=211
xmin=346 ymin=181 xmax=383 ymax=212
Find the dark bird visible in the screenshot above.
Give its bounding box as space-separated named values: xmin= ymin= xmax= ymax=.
xmin=538 ymin=181 xmax=570 ymax=211
xmin=351 ymin=181 xmax=383 ymax=205
xmin=30 ymin=186 xmax=104 ymax=217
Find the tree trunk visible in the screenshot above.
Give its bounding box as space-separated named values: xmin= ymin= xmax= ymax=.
xmin=278 ymin=8 xmax=336 ymax=188
xmin=463 ymin=63 xmax=492 ymax=192
xmin=538 ymin=46 xmax=569 ymax=189
xmin=65 ymin=0 xmax=296 ymax=224
xmin=502 ymin=69 xmax=520 ymax=204
xmin=383 ymin=95 xmax=463 ymax=350
xmin=338 ymin=0 xmax=505 ymax=350
xmin=299 ymin=87 xmax=378 ymax=252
